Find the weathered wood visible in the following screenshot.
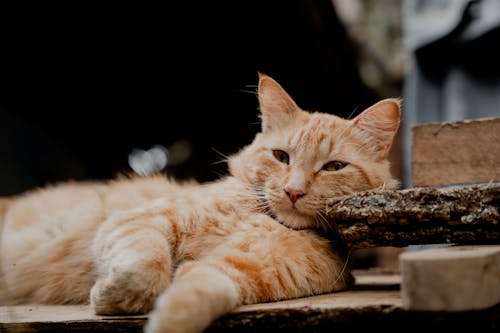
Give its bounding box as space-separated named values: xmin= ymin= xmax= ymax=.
xmin=0 ymin=270 xmax=395 ymax=332
xmin=0 ymin=305 xmax=147 ymax=333
xmin=411 ymin=117 xmax=500 ymax=187
xmin=2 ymin=301 xmax=499 ymax=333
xmin=327 ymin=184 xmax=500 ymax=249
xmin=400 ymin=245 xmax=500 ymax=311
xmin=2 ymin=270 xmax=499 ymax=332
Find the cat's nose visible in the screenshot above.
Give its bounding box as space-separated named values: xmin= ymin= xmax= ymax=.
xmin=284 ymin=187 xmax=306 ymax=204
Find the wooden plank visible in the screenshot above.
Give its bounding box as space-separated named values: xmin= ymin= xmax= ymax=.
xmin=326 ymin=183 xmax=500 ymax=249
xmin=0 ymin=270 xmax=399 ymax=332
xmin=0 ymin=291 xmax=399 ymax=332
xmin=411 ymin=117 xmax=500 ymax=187
xmin=0 ymin=305 xmax=146 ymax=324
xmin=2 ymin=293 xmax=499 ymax=332
xmin=1 ymin=291 xmax=403 ymax=325
xmin=0 ymin=270 xmax=400 ymax=322
xmin=400 ymin=245 xmax=500 ymax=311
xmin=1 ymin=271 xmax=499 ymax=332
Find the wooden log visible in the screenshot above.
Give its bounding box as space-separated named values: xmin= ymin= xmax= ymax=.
xmin=411 ymin=117 xmax=500 ymax=187
xmin=326 ymin=184 xmax=500 ymax=249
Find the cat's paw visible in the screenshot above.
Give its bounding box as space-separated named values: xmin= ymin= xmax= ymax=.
xmin=143 ymin=264 xmax=240 ymax=333
xmin=91 ymin=268 xmax=167 ymax=315
xmin=143 ymin=297 xmax=198 ymax=333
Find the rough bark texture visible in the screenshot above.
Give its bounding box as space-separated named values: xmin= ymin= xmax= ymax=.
xmin=326 ymin=184 xmax=500 ymax=249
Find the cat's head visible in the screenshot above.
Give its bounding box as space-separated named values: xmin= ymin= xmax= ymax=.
xmin=228 ymin=73 xmax=401 ymax=230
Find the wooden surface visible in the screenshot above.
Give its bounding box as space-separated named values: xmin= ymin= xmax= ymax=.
xmin=1 ymin=270 xmax=499 ymax=332
xmin=327 ymin=183 xmax=500 ymax=249
xmin=0 ymin=270 xmax=398 ymax=332
xmin=411 ymin=117 xmax=500 ymax=187
xmin=400 ymin=245 xmax=500 ymax=311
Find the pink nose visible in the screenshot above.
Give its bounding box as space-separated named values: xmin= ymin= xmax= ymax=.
xmin=285 ymin=188 xmax=306 ymax=204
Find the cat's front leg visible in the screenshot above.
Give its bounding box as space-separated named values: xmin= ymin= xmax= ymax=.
xmin=90 ymin=207 xmax=174 ymax=315
xmin=144 ymin=259 xmax=240 ymax=333
xmin=144 ymin=226 xmax=351 ymax=333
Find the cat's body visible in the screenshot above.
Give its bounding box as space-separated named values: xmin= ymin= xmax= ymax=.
xmin=0 ymin=74 xmax=400 ymax=333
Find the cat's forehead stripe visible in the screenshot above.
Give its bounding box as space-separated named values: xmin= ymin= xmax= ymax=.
xmin=290 ymin=113 xmax=338 ymax=151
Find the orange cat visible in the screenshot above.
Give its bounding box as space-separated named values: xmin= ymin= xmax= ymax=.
xmin=0 ymin=74 xmax=400 ymax=333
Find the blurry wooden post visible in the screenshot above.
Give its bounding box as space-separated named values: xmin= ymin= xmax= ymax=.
xmin=411 ymin=118 xmax=500 ymax=187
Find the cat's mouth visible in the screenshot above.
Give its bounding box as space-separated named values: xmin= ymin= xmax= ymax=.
xmin=264 ymin=209 xmax=306 ymax=231
xmin=278 ymin=220 xmax=309 ymax=231
xmin=272 ymin=205 xmax=316 ymax=230
xmin=260 ymin=205 xmax=304 ymax=230
xmin=259 ymin=187 xmax=316 ymax=230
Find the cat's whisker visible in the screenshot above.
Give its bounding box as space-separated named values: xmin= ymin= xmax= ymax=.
xmin=211 ymin=147 xmax=231 ymax=162
xmin=332 ymin=249 xmax=351 ymax=288
xmin=210 ymin=159 xmax=229 ymax=166
xmin=314 ymin=215 xmax=325 ymax=231
xmin=244 ymin=198 xmax=274 ymax=216
xmin=315 ymin=211 xmax=332 ymax=233
xmin=211 ymin=170 xmax=231 ymax=178
xmin=252 ymin=200 xmax=274 ymax=212
xmin=239 ymin=89 xmax=258 ymax=96
xmin=347 ymin=105 xmax=360 ymax=120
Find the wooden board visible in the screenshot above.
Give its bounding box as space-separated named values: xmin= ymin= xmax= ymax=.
xmin=411 ymin=117 xmax=500 ymax=187
xmin=400 ymin=245 xmax=500 ymax=311
xmin=0 ymin=270 xmax=399 ymax=332
xmin=0 ymin=290 xmax=402 ymax=323
xmin=2 ymin=270 xmax=499 ymax=332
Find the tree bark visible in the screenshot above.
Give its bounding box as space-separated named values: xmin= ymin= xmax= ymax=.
xmin=326 ymin=184 xmax=500 ymax=249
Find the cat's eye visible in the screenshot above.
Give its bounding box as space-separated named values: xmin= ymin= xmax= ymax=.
xmin=272 ymin=150 xmax=289 ymax=164
xmin=322 ymin=161 xmax=347 ymax=171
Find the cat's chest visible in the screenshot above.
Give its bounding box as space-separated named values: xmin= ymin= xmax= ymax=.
xmin=174 ymin=197 xmax=274 ymax=258
xmin=180 ymin=179 xmax=257 ymax=228
xmin=183 ymin=196 xmax=255 ymax=234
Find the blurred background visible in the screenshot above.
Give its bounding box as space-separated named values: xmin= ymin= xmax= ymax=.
xmin=1 ymin=0 xmax=499 ymax=269
xmin=0 ymin=0 xmax=401 ymax=196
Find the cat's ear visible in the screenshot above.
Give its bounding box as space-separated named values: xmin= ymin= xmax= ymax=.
xmin=352 ymin=98 xmax=401 ymax=159
xmin=257 ymin=73 xmax=299 ymax=133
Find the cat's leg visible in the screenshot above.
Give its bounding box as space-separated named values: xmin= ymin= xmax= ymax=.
xmin=144 ymin=228 xmax=351 ymax=333
xmin=144 ymin=259 xmax=240 ymax=333
xmin=90 ymin=207 xmax=174 ymax=315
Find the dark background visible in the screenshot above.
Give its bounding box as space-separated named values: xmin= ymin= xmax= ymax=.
xmin=0 ymin=1 xmax=379 ymax=196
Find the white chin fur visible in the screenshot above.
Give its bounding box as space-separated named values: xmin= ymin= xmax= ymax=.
xmin=275 ymin=208 xmax=315 ymax=230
